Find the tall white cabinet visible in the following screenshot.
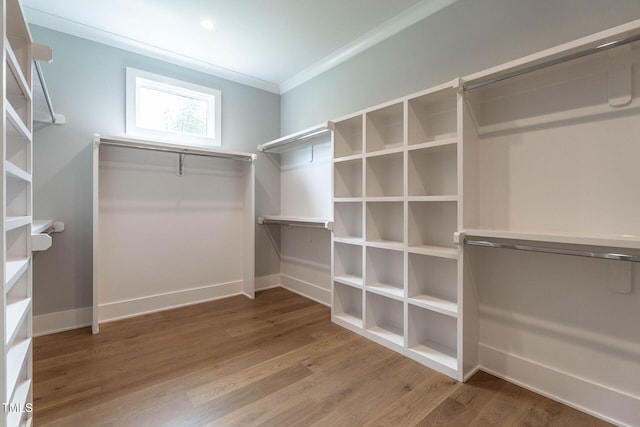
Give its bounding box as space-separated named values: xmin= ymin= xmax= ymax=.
xmin=2 ymin=0 xmax=35 ymax=425
xmin=331 ymin=81 xmax=478 ymax=381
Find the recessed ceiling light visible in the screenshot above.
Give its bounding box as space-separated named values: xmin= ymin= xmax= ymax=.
xmin=201 ymin=19 xmax=214 ymax=30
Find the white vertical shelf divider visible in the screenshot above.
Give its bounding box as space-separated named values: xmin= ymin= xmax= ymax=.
xmin=331 ymin=80 xmax=469 ymax=381
xmin=3 ymin=0 xmax=36 ymax=425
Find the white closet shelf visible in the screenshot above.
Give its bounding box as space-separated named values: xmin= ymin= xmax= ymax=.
xmin=334 ymin=197 xmax=364 ymax=203
xmin=459 ymin=229 xmax=640 ymax=250
xmin=364 ymin=145 xmax=404 ymax=158
xmin=6 ymin=42 xmax=32 ymax=101
xmin=5 ymin=297 xmax=30 ymax=346
xmin=333 ymin=313 xmax=363 ymax=329
xmin=6 ymin=102 xmax=32 ymax=142
xmin=407 ymin=195 xmax=458 ymax=202
xmin=32 ymin=220 xmax=53 ymax=235
xmin=366 ymin=240 xmax=404 ymax=251
xmin=334 ymin=154 xmax=363 ymax=163
xmin=333 ymin=274 xmax=363 ymax=288
xmin=408 ymin=245 xmax=458 ymax=259
xmin=5 ymin=161 xmax=31 ymax=183
xmin=258 ymin=122 xmax=333 ymax=153
xmin=408 ymin=137 xmax=457 ymax=151
xmin=408 ymin=295 xmax=458 ymax=317
xmin=333 ymin=236 xmax=363 ymax=246
xmin=366 ymin=283 xmax=404 ymax=300
xmin=6 ymin=338 xmax=30 ymax=398
xmin=95 ymin=135 xmax=257 ymax=162
xmin=366 ymin=196 xmax=404 ymax=202
xmin=7 ymin=379 xmax=31 ymax=427
xmin=5 ymin=258 xmax=29 ymax=292
xmin=409 ymin=342 xmax=457 ymax=372
xmin=368 ymin=325 xmax=404 ymax=347
xmin=5 ymin=216 xmax=31 ymax=231
xmin=258 ymin=215 xmax=333 ymax=230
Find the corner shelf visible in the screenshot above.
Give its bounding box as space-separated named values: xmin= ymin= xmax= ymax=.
xmin=258 ymin=122 xmax=332 ymax=154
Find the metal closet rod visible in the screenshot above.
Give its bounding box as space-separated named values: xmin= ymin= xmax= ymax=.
xmin=464 ymin=239 xmax=640 ymax=262
xmin=33 ymin=60 xmax=57 ymax=124
xmin=464 ymin=32 xmax=640 ymax=91
xmin=99 ymin=140 xmax=254 ymax=162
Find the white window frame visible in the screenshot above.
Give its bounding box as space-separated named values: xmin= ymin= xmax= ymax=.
xmin=126 ymin=67 xmax=222 ymax=147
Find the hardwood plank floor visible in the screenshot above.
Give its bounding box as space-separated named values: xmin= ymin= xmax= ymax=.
xmin=33 ymin=288 xmax=612 ymax=426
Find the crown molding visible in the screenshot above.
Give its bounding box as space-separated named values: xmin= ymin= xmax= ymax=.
xmin=24 ymin=7 xmax=281 ymax=94
xmin=279 ymin=0 xmax=459 ymax=93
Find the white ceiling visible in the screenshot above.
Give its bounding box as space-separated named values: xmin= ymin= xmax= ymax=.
xmin=22 ymin=0 xmax=457 ymax=93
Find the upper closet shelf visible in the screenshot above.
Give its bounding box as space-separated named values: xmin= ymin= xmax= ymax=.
xmin=33 ymin=59 xmax=65 ymax=125
xmin=462 ymin=19 xmax=640 ymax=91
xmin=258 ymin=122 xmax=333 ymax=154
xmin=258 ymin=215 xmax=333 ymax=230
xmin=95 ymin=135 xmax=257 ymax=162
xmin=458 ymin=229 xmax=640 ymax=251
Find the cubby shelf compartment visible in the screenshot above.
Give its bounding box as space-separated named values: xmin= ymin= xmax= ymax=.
xmin=7 ymin=378 xmax=31 ymax=427
xmin=366 ymin=247 xmax=404 ymax=300
xmin=5 ymin=298 xmax=30 ymax=346
xmin=366 ymin=152 xmax=403 ymax=197
xmin=333 ymin=282 xmax=363 ymax=329
xmin=334 ymin=115 xmax=363 ymax=158
xmin=366 ymin=102 xmax=404 ymax=153
xmin=5 ymin=161 xmax=31 ymax=183
xmin=408 ymin=201 xmax=457 ymax=258
xmin=6 ymin=44 xmax=31 ymax=100
xmin=408 ymin=253 xmax=458 ymax=317
xmin=334 ymin=242 xmax=363 ymax=288
xmin=334 ymin=202 xmax=362 ymax=241
xmin=5 ymin=258 xmax=29 ymax=291
xmin=366 ymin=292 xmax=404 ymax=347
xmin=408 ymin=88 xmax=457 ymax=145
xmin=6 ymin=338 xmax=31 ymax=399
xmin=334 ymin=158 xmax=363 ymax=198
xmin=366 ymin=201 xmax=404 ymax=248
xmin=408 ymin=305 xmax=458 ymax=373
xmin=5 ymin=216 xmax=31 ymax=231
xmin=408 ymin=143 xmax=457 ymax=197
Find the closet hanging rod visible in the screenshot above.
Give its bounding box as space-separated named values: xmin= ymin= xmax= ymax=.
xmin=464 ymin=239 xmax=640 ymax=262
xmin=95 ymin=136 xmax=256 ymax=162
xmin=463 ymin=32 xmax=640 ymax=91
xmin=33 ymin=60 xmax=57 ymax=124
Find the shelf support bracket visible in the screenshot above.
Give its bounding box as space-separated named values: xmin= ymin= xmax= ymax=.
xmin=608 ymin=46 xmax=632 ymax=108
xmin=177 ymin=153 xmax=186 ymax=177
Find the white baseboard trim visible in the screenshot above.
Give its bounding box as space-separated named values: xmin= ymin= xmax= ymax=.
xmin=255 ymin=274 xmax=282 ymax=291
xmin=98 ymin=280 xmax=243 ymax=324
xmin=34 ymin=307 xmax=93 ymax=337
xmin=280 ymin=274 xmax=331 ymax=307
xmin=479 ymin=343 xmax=639 ymax=427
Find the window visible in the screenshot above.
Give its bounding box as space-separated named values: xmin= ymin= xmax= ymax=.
xmin=126 ymin=68 xmax=221 ymax=147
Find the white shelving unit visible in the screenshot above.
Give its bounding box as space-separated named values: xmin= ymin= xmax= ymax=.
xmin=331 ymin=81 xmax=474 ymax=381
xmin=2 ymin=1 xmax=35 ymax=425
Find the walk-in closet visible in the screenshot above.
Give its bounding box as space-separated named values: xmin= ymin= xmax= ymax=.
xmin=1 ymin=0 xmax=639 ymax=426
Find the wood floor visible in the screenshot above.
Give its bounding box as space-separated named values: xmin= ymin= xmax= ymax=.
xmin=34 ymin=288 xmax=611 ymax=426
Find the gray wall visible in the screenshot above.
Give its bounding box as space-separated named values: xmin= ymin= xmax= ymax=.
xmin=281 ymin=0 xmax=640 ymax=133
xmin=31 ymin=26 xmax=281 ymax=316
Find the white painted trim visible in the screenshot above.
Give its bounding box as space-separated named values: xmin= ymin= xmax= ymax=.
xmin=479 ymin=344 xmax=640 ymax=427
xmin=279 ymin=0 xmax=459 ymax=93
xmin=24 ymin=1 xmax=459 ymax=95
xmin=33 ymin=307 xmax=93 ymax=336
xmin=280 ymin=274 xmax=331 ymax=307
xmin=255 ymin=274 xmax=282 ymax=291
xmin=24 ymin=7 xmax=280 ymax=94
xmin=97 ymin=280 xmax=244 ymax=324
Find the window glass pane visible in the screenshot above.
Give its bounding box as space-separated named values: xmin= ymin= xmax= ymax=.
xmin=137 ymin=84 xmax=211 ymax=137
